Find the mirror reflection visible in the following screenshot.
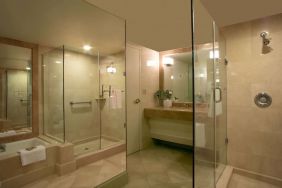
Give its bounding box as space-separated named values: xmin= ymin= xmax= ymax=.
xmin=162 ymin=51 xmax=193 ymax=103
xmin=0 ymin=43 xmax=32 ymax=135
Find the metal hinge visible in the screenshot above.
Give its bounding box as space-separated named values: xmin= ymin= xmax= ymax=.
xmin=225 ymin=138 xmax=229 ymax=144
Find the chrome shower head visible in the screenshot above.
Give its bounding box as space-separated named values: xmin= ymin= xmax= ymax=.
xmin=260 ymin=31 xmax=271 ymax=46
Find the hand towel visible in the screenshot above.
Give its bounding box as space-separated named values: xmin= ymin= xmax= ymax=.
xmin=19 ymin=145 xmax=46 ymax=166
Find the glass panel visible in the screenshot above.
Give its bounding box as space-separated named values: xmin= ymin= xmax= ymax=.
xmin=42 ymin=47 xmax=64 ymax=142
xmin=100 ymin=51 xmax=126 ymax=149
xmin=193 ymin=0 xmax=216 ymax=187
xmin=214 ymin=25 xmax=228 ymax=182
xmin=0 ymin=43 xmax=32 ymax=133
xmin=63 ymin=46 xmax=100 ymax=155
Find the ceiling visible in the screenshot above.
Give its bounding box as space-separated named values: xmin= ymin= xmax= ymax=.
xmin=201 ymin=0 xmax=282 ymax=27
xmin=86 ymin=0 xmax=192 ymax=52
xmin=0 ymin=0 xmax=281 ymax=54
xmin=87 ymin=0 xmax=282 ymax=51
xmin=0 ymin=0 xmax=125 ymax=56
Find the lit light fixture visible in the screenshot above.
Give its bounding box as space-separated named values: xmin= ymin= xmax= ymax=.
xmin=199 ymin=73 xmax=205 ymax=78
xmin=26 ymin=66 xmax=31 ymax=70
xmin=55 ymin=60 xmax=62 ymax=64
xmin=147 ymin=60 xmax=157 ymax=67
xmin=170 ymin=75 xmax=174 ymax=80
xmin=83 ymin=45 xmax=92 ymax=51
xmin=163 ymin=57 xmax=174 ymax=66
xmin=106 ymin=63 xmax=116 ymax=74
xmin=209 ymin=50 xmax=219 ymax=59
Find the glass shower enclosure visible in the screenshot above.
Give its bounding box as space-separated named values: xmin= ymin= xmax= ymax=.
xmin=42 ymin=46 xmax=126 ymax=156
xmin=192 ymin=0 xmax=227 ymax=187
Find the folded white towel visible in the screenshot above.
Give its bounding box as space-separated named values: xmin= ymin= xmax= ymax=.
xmin=19 ymin=145 xmax=46 ymax=166
xmin=0 ymin=130 xmax=17 ymax=137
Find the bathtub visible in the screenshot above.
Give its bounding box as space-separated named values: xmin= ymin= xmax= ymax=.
xmin=0 ymin=137 xmax=57 ymax=188
xmin=0 ymin=138 xmax=48 ymax=160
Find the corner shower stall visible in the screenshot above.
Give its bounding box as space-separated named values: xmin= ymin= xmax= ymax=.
xmin=42 ymin=46 xmax=126 ymax=156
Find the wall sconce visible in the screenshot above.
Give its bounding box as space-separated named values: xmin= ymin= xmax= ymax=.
xmin=209 ymin=50 xmax=219 ymax=59
xmin=163 ymin=57 xmax=174 ymax=66
xmin=146 ymin=60 xmax=157 ymax=67
xmin=106 ymin=63 xmax=116 ymax=74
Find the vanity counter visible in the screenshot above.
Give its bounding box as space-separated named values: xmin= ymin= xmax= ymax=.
xmin=144 ymin=107 xmax=193 ymax=121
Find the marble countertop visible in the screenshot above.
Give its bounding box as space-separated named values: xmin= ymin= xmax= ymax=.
xmin=144 ymin=107 xmax=193 ymax=121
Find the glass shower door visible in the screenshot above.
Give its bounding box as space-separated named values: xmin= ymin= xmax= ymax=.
xmin=63 ymin=47 xmax=101 ymax=155
xmin=193 ymin=0 xmax=217 ymax=187
xmin=42 ymin=47 xmax=65 ymax=142
xmin=193 ymin=0 xmax=228 ymax=187
xmin=214 ymin=26 xmax=228 ymax=182
xmin=99 ymin=52 xmax=126 ymax=149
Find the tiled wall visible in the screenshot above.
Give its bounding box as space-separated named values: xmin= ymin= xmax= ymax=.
xmin=222 ymin=13 xmax=282 ymax=179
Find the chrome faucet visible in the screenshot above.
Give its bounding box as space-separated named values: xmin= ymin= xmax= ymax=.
xmin=0 ymin=144 xmax=6 ymax=152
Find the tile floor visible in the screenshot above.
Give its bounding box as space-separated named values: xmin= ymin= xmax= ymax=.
xmin=124 ymin=142 xmax=193 ymax=188
xmin=228 ymin=173 xmax=281 ymax=188
xmin=22 ymin=152 xmax=126 ymax=188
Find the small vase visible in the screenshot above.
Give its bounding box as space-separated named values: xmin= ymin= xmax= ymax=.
xmin=163 ymin=99 xmax=172 ymax=108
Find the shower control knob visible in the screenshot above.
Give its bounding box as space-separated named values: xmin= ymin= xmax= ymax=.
xmin=254 ymin=92 xmax=272 ymax=108
xmin=134 ymin=98 xmax=141 ymax=104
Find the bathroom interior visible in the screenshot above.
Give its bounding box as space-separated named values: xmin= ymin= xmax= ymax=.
xmin=0 ymin=0 xmax=281 ymax=188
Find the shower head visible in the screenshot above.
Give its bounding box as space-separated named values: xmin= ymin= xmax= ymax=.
xmin=260 ymin=31 xmax=271 ymax=46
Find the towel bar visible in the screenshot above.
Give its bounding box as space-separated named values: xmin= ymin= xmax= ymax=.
xmin=70 ymin=101 xmax=92 ymax=105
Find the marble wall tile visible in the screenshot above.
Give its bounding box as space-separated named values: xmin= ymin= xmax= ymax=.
xmin=222 ymin=13 xmax=282 ymax=179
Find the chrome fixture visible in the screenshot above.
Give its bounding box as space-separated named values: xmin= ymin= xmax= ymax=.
xmin=70 ymin=101 xmax=92 ymax=105
xmin=254 ymin=92 xmax=272 ymax=108
xmin=260 ymin=31 xmax=271 ymax=46
xmin=0 ymin=144 xmax=6 ymax=152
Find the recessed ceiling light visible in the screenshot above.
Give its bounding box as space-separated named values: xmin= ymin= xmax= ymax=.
xmin=83 ymin=45 xmax=92 ymax=51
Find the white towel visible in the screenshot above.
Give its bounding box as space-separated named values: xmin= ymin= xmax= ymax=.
xmin=0 ymin=130 xmax=17 ymax=137
xmin=195 ymin=123 xmax=206 ymax=148
xmin=109 ymin=89 xmax=122 ymax=109
xmin=19 ymin=145 xmax=46 ymax=166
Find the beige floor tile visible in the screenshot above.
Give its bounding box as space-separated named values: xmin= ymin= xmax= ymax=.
xmin=228 ymin=174 xmax=281 ymax=188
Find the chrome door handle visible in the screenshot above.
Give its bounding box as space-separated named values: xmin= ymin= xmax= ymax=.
xmin=215 ymin=87 xmax=222 ymax=103
xmin=134 ymin=99 xmax=141 ymax=104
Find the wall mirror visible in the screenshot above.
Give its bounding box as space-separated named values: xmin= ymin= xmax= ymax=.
xmin=160 ymin=48 xmax=193 ymax=103
xmin=0 ymin=37 xmax=38 ymax=143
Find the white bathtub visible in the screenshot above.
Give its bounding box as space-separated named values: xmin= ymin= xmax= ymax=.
xmin=0 ymin=138 xmax=49 ymax=160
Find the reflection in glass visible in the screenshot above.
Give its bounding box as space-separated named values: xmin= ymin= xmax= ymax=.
xmin=0 ymin=43 xmax=32 ymax=133
xmin=163 ymin=52 xmax=193 ymax=102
